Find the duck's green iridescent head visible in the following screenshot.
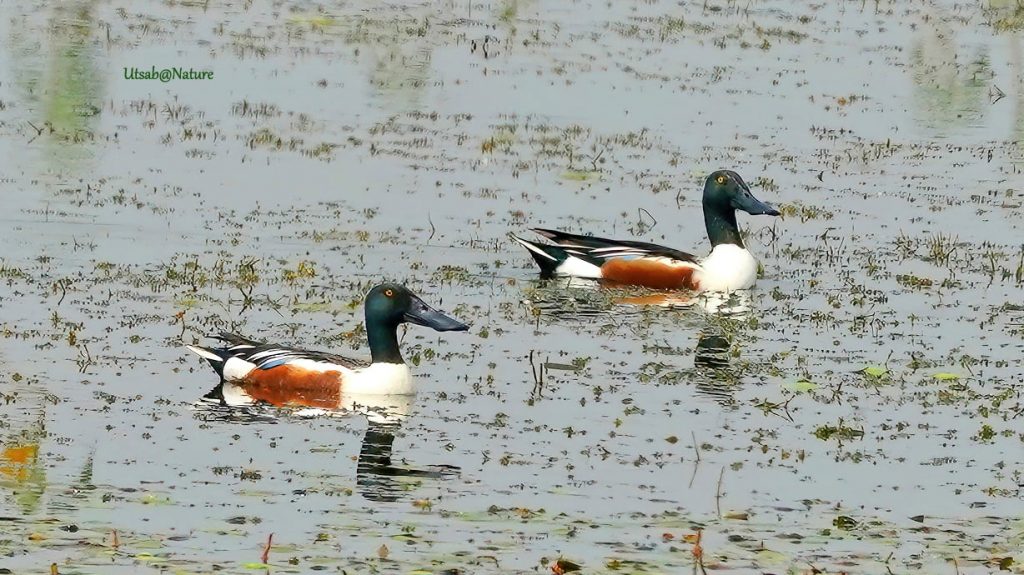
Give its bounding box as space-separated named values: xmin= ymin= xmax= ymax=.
xmin=702 ymin=170 xmax=780 ymax=247
xmin=703 ymin=170 xmax=780 ymax=217
xmin=365 ymin=283 xmax=468 ymax=332
xmin=364 ymin=283 xmax=469 ymax=363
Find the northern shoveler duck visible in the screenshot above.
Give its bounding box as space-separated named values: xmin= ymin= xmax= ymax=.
xmin=186 ymin=283 xmax=468 ymax=408
xmin=510 ymin=170 xmax=780 ymax=292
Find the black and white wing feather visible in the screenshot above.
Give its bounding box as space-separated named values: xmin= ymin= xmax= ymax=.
xmin=187 ymin=332 xmax=369 ymax=381
xmin=235 ymin=344 xmax=370 ymax=371
xmin=532 ymin=228 xmax=699 ymax=264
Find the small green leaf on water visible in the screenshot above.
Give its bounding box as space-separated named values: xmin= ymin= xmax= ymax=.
xmin=783 ymin=379 xmax=818 ymax=393
xmin=286 ymin=14 xmax=337 ymax=27
xmin=860 ymin=365 xmax=887 ymax=377
xmin=139 ymin=494 xmax=172 ymax=505
xmin=561 ymin=170 xmax=600 ymax=181
xmin=241 ymin=563 xmax=271 ymax=569
xmin=933 ymin=372 xmax=960 ymax=381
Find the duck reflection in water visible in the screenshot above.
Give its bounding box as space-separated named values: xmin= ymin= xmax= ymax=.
xmin=691 ymin=330 xmax=741 ymax=405
xmin=612 ymin=288 xmax=753 ymax=316
xmin=525 ymin=275 xmax=754 ymax=317
xmin=694 ymin=332 xmax=732 ymax=370
xmin=525 ymin=279 xmax=754 ymax=405
xmin=196 ymin=382 xmax=459 ymax=502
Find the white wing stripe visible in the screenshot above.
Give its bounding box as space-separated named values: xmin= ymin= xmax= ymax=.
xmin=566 ymin=246 xmax=661 ymax=261
xmin=247 ymin=348 xmax=292 ymax=361
xmin=509 ymin=235 xmax=558 ymax=261
xmin=590 ymin=246 xmax=646 ymax=254
xmin=186 ymin=345 xmax=223 ymax=362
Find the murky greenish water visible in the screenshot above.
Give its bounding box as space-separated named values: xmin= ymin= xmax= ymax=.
xmin=1 ymin=0 xmax=1024 ymax=573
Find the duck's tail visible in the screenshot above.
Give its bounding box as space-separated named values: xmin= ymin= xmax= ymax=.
xmin=508 ymin=233 xmax=568 ymax=277
xmin=186 ymin=344 xmax=231 ymax=380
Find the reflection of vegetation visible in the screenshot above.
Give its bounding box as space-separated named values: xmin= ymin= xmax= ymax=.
xmin=45 ymin=3 xmax=103 ymax=137
xmin=976 ymin=3 xmax=1024 ymax=141
xmin=497 ymin=0 xmax=518 ymax=24
xmin=367 ymin=42 xmax=433 ymax=112
xmin=985 ymin=0 xmax=1024 ymax=32
xmin=909 ymin=18 xmax=992 ymax=133
xmin=287 ymin=9 xmax=437 ymax=112
xmin=913 ymin=4 xmax=1024 ymax=142
xmin=7 ymin=1 xmax=103 ymax=171
xmin=0 ymin=410 xmax=47 ymax=515
xmin=1011 ymin=35 xmax=1024 ymax=142
xmin=496 ymin=0 xmax=536 ymax=29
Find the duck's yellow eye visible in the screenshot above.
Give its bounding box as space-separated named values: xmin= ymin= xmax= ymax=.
xmin=716 ymin=175 xmax=727 ymax=185
xmin=384 ymin=289 xmax=394 ymax=297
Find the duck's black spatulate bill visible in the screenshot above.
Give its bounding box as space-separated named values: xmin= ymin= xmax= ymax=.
xmin=403 ymin=295 xmax=469 ymax=332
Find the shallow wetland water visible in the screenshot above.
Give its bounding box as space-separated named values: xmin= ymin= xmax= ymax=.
xmin=1 ymin=0 xmax=1024 ymax=573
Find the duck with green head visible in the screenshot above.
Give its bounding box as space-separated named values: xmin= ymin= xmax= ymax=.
xmin=510 ymin=170 xmax=781 ymax=292
xmin=187 ymin=283 xmax=468 ymax=409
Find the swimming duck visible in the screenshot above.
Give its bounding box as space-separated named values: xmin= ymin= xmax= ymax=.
xmin=510 ymin=170 xmax=780 ymax=292
xmin=186 ymin=283 xmax=468 ymax=407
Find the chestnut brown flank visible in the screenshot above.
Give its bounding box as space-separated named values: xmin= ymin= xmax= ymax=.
xmin=601 ymin=259 xmax=699 ymax=290
xmin=240 ymin=365 xmax=344 ymax=409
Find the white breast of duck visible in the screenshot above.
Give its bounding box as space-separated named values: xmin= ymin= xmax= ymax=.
xmin=343 ymin=362 xmax=413 ymax=394
xmin=693 ymin=244 xmax=760 ymax=292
